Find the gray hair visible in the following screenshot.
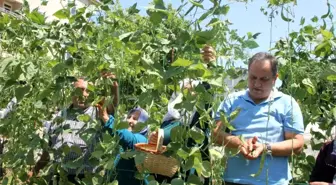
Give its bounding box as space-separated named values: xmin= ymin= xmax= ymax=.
xmin=248 ymin=52 xmax=278 ymax=76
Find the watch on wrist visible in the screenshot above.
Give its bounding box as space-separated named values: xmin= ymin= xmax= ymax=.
xmin=265 ymin=143 xmax=272 ymax=155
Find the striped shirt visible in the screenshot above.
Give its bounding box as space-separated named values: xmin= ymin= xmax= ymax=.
xmin=0 ymin=98 xmax=17 ymax=119
xmin=44 ymin=105 xmax=102 ymax=175
xmin=0 ymin=97 xmax=17 ymax=177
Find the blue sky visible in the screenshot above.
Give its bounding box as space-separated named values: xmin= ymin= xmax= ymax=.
xmin=119 ymin=0 xmax=333 ymax=52
xmin=118 ymin=0 xmax=334 ymax=87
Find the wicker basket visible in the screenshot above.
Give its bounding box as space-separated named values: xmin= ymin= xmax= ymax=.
xmin=134 ymin=129 xmax=180 ymax=177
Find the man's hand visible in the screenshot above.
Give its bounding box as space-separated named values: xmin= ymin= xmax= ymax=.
xmin=101 ymin=71 xmax=118 ymax=87
xmin=201 ymin=45 xmax=216 ymax=63
xmin=100 ymin=71 xmax=119 ymax=115
xmin=240 ymin=136 xmax=265 ymax=160
xmin=247 ymin=142 xmax=264 ymax=160
xmin=96 ymin=103 xmax=109 ymax=123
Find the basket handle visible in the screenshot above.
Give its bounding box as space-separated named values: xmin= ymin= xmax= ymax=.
xmin=155 ymin=129 xmax=164 ymax=152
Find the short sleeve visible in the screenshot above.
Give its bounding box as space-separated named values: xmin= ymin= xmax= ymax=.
xmin=283 ymin=98 xmax=304 ymax=134
xmin=214 ymin=98 xmax=232 ymax=121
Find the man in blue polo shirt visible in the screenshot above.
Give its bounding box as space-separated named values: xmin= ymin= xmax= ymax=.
xmin=213 ymin=52 xmax=305 ymax=185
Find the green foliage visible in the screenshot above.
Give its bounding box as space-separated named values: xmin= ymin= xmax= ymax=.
xmin=0 ymin=0 xmax=254 ymax=184
xmin=0 ymin=0 xmax=333 ymax=184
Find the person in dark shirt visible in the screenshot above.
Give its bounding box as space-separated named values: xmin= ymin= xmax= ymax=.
xmin=310 ymin=140 xmax=336 ymax=185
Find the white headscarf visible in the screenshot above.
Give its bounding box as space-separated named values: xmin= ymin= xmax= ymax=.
xmin=162 ymin=79 xmax=200 ymax=124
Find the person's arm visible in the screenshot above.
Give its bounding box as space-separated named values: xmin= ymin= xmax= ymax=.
xmin=267 ymin=132 xmax=304 ymax=156
xmin=99 ymin=72 xmax=119 ymax=115
xmin=28 ymin=120 xmax=53 ymax=178
xmin=246 ymin=97 xmax=305 ymax=159
xmin=31 ymin=150 xmax=50 ymax=175
xmin=213 ymin=120 xmax=243 ymax=148
xmin=107 ymin=80 xmax=118 ymax=115
xmin=271 ymin=97 xmax=305 ymax=156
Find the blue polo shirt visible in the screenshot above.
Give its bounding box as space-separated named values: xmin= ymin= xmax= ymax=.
xmin=215 ymin=89 xmax=304 ymax=185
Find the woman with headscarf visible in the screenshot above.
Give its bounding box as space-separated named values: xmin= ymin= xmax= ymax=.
xmin=309 ymin=140 xmax=336 ymax=185
xmin=98 ymin=105 xmax=149 ymax=185
xmin=148 ymin=45 xmax=215 ymax=184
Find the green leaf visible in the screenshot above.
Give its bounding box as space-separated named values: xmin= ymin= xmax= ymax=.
xmin=252 ymin=32 xmax=261 ymax=39
xmin=234 ymin=80 xmax=247 ymax=90
xmin=209 ymin=149 xmax=223 ymax=160
xmin=64 ymin=156 xmax=84 ymax=169
xmin=91 ymin=150 xmax=104 ymax=158
xmin=115 ymin=121 xmax=129 ymax=130
xmin=194 ymin=30 xmax=216 ymax=45
xmin=171 ymin=58 xmax=193 ymax=67
xmin=302 ymin=78 xmax=316 ymax=95
xmin=128 ymin=3 xmax=140 ymax=14
xmin=193 ymin=155 xmax=203 ymax=176
xmin=171 ymin=178 xmax=185 ymax=185
xmin=29 ymin=10 xmax=45 ymax=24
xmin=0 ymin=57 xmax=13 ymax=76
xmin=1 ymin=176 xmax=13 ymax=185
xmin=189 ymin=147 xmax=200 ymax=156
xmin=188 ymin=0 xmax=204 ymax=9
xmin=300 ymin=17 xmax=305 ymax=25
xmin=303 ymin=25 xmax=314 ymax=35
xmin=184 ymin=156 xmax=194 ymax=171
xmin=77 ymin=114 xmax=91 ymax=123
xmin=171 ymin=126 xmax=188 ymax=142
xmin=104 ymin=158 xmax=115 ymax=170
xmin=15 ymin=85 xmax=31 ymax=101
xmin=213 ymin=5 xmax=230 ymax=15
xmin=327 ymin=75 xmax=336 ymax=81
xmin=201 ymin=161 xmax=211 ymax=178
xmin=26 ymin=149 xmax=35 ymax=165
xmin=244 ymin=40 xmax=259 ymax=49
xmin=198 ymin=8 xmax=215 ymax=23
xmin=70 ymin=145 xmax=82 ymax=155
xmin=321 ymin=29 xmax=333 ymax=40
xmin=108 ymin=180 xmax=118 ymax=185
xmin=177 ymin=148 xmax=189 ymax=160
xmin=154 ymin=0 xmax=165 ymax=9
xmin=187 ymin=174 xmax=203 ymax=185
xmin=148 ymin=181 xmax=159 ymax=185
xmin=332 ymin=107 xmax=336 ymax=120
xmin=119 ymin=32 xmax=134 ymax=42
xmin=53 ymin=9 xmax=70 ymax=19
xmin=134 ymin=152 xmax=146 ymax=165
xmin=229 ymin=108 xmax=241 ymax=122
xmin=189 ymin=128 xmax=205 ymax=144
xmin=311 ymin=16 xmax=318 ymax=23
xmin=306 ymin=155 xmax=315 ymax=164
xmin=208 ymin=77 xmax=223 ymax=87
xmin=220 ymin=111 xmax=236 ymax=131
xmin=52 ymin=63 xmax=66 ymax=75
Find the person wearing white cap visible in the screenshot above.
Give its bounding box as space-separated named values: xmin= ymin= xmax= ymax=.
xmin=30 ymin=73 xmax=118 ymax=184
xmin=99 ymin=105 xmax=150 ymax=185
xmin=149 ymin=45 xmax=216 ymax=184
